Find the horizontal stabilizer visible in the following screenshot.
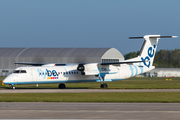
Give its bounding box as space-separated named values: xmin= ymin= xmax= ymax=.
xmin=129 ymin=37 xmax=144 ymax=39
xmin=149 ymin=36 xmax=178 ymax=38
xmin=129 ymin=35 xmax=178 ymax=39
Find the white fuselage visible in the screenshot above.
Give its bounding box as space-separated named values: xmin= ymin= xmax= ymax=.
xmin=3 ymin=63 xmax=153 ymax=85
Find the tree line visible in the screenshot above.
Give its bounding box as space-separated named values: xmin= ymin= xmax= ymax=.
xmin=124 ymin=49 xmax=180 ymax=68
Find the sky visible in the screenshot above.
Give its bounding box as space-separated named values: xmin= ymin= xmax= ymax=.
xmin=0 ymin=0 xmax=180 ymax=55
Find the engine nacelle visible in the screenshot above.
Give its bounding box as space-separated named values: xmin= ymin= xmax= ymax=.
xmin=77 ymin=63 xmax=118 ymax=76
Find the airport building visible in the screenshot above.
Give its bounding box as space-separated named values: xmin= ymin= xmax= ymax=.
xmin=0 ymin=48 xmax=124 ymax=76
xmin=140 ymin=68 xmax=180 ymax=77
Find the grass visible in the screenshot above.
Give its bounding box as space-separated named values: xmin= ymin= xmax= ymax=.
xmin=1 ymin=77 xmax=180 ymax=103
xmin=1 ymin=77 xmax=180 ymax=89
xmin=0 ymin=92 xmax=180 ymax=102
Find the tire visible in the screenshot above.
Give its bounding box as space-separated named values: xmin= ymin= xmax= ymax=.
xmin=10 ymin=85 xmax=15 ymax=89
xmin=100 ymin=83 xmax=108 ymax=88
xmin=58 ymin=83 xmax=66 ymax=89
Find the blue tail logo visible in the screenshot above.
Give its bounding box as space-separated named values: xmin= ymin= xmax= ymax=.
xmin=141 ymin=45 xmax=156 ymax=68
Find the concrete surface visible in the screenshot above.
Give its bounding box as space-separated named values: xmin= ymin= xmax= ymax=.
xmin=1 ymin=89 xmax=180 ymax=93
xmin=0 ymin=102 xmax=180 ymax=119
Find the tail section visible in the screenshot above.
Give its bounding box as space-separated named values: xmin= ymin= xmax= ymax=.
xmin=128 ymin=35 xmax=178 ymax=68
xmin=139 ymin=35 xmax=160 ymax=68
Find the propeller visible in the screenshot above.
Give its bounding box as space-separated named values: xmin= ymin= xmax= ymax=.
xmin=77 ymin=64 xmax=85 ymax=75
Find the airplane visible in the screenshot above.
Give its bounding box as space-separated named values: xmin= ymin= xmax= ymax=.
xmin=3 ymin=35 xmax=178 ymax=89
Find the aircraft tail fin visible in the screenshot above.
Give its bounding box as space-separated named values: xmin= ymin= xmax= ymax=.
xmin=129 ymin=35 xmax=178 ymax=68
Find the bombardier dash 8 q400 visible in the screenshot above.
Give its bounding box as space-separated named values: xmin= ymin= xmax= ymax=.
xmin=3 ymin=35 xmax=178 ymax=89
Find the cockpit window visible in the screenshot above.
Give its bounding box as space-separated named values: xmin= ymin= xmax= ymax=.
xmin=13 ymin=70 xmax=27 ymax=73
xmin=13 ymin=70 xmax=20 ymax=73
xmin=20 ymin=70 xmax=27 ymax=73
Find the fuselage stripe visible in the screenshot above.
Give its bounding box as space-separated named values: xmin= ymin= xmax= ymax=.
xmin=129 ymin=65 xmax=134 ymax=77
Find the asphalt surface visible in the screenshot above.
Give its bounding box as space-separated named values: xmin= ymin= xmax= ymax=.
xmin=0 ymin=102 xmax=180 ymax=119
xmin=1 ymin=89 xmax=180 ymax=93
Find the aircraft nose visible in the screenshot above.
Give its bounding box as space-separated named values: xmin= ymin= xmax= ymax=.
xmin=3 ymin=75 xmax=15 ymax=84
xmin=3 ymin=79 xmax=8 ymax=84
xmin=3 ymin=77 xmax=10 ymax=84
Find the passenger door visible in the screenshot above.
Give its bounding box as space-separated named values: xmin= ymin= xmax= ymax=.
xmin=30 ymin=68 xmax=37 ymax=81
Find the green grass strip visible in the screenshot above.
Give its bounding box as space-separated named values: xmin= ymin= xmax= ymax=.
xmin=0 ymin=92 xmax=180 ymax=102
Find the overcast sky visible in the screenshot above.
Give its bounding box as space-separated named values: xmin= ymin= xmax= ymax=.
xmin=0 ymin=0 xmax=179 ymax=55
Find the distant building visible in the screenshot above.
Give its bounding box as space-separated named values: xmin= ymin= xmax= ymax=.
xmin=141 ymin=68 xmax=180 ymax=77
xmin=0 ymin=48 xmax=124 ymax=76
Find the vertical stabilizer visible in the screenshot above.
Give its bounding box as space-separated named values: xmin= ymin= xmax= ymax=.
xmin=129 ymin=35 xmax=178 ymax=68
xmin=139 ymin=35 xmax=160 ymax=68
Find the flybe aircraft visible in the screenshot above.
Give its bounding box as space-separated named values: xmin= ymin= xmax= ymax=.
xmin=3 ymin=35 xmax=178 ymax=89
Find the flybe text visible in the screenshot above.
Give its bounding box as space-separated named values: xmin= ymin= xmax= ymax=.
xmin=37 ymin=69 xmax=59 ymax=79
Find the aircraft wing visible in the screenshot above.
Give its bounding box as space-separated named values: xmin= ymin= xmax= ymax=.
xmin=14 ymin=62 xmax=66 ymax=66
xmin=15 ymin=60 xmax=145 ymax=66
xmin=99 ymin=60 xmax=145 ymax=65
xmin=15 ymin=62 xmax=44 ymax=66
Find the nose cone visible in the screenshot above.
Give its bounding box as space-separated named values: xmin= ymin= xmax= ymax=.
xmin=3 ymin=77 xmax=10 ymax=84
xmin=3 ymin=75 xmax=15 ymax=84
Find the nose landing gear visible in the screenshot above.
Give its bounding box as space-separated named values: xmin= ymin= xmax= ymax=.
xmin=10 ymin=85 xmax=15 ymax=89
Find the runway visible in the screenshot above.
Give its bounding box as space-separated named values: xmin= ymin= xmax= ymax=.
xmin=0 ymin=102 xmax=180 ymax=119
xmin=1 ymin=89 xmax=180 ymax=93
xmin=1 ymin=90 xmax=180 ymax=120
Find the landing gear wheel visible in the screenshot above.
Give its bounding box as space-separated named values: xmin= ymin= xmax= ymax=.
xmin=58 ymin=83 xmax=66 ymax=89
xmin=10 ymin=85 xmax=15 ymax=89
xmin=100 ymin=83 xmax=108 ymax=88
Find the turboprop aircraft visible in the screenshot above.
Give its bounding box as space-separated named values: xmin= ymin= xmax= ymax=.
xmin=3 ymin=35 xmax=178 ymax=89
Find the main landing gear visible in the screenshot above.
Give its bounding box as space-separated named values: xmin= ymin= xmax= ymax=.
xmin=99 ymin=76 xmax=108 ymax=88
xmin=10 ymin=85 xmax=15 ymax=89
xmin=58 ymin=83 xmax=66 ymax=89
xmin=100 ymin=83 xmax=108 ymax=88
